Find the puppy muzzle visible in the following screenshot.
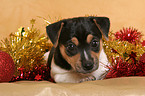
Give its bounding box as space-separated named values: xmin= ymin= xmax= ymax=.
xmin=76 ymin=58 xmax=99 ymax=74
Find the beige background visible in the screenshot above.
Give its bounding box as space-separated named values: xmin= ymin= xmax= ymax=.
xmin=1 ymin=0 xmax=145 ymax=40
xmin=1 ymin=1 xmax=145 ymax=95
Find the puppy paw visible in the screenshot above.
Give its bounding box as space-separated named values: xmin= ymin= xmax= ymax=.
xmin=79 ymin=76 xmax=96 ymax=83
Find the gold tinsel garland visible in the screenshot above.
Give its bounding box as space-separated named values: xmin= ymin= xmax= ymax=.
xmin=103 ymin=31 xmax=145 ymax=64
xmin=0 ymin=19 xmax=52 ymax=75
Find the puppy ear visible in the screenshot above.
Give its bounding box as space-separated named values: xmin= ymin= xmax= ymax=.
xmin=93 ymin=17 xmax=110 ymax=41
xmin=46 ymin=22 xmax=64 ymax=47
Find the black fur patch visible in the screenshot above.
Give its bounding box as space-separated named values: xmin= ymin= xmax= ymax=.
xmin=54 ymin=46 xmax=72 ymax=70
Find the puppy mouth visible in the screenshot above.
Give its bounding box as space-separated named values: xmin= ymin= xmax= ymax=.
xmin=76 ymin=66 xmax=98 ymax=74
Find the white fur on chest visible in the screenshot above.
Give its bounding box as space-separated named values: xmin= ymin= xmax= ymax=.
xmin=48 ymin=48 xmax=110 ymax=83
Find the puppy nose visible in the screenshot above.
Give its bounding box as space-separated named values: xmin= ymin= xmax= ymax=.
xmin=82 ymin=61 xmax=94 ymax=70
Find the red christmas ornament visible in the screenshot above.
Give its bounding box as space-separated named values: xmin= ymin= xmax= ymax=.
xmin=0 ymin=51 xmax=15 ymax=82
xmin=114 ymin=28 xmax=142 ymax=44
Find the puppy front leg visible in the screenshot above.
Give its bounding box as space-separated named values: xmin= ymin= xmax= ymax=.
xmin=53 ymin=72 xmax=85 ymax=83
xmin=79 ymin=76 xmax=96 ymax=83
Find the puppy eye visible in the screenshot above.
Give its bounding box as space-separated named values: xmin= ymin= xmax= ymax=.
xmin=91 ymin=39 xmax=99 ymax=48
xmin=66 ymin=43 xmax=76 ymax=50
xmin=66 ymin=43 xmax=78 ymax=56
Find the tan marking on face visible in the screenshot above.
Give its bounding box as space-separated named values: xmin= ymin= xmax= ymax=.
xmin=71 ymin=37 xmax=79 ymax=46
xmin=86 ymin=34 xmax=94 ymax=44
xmin=91 ymin=39 xmax=103 ymax=59
xmin=59 ymin=45 xmax=81 ymax=70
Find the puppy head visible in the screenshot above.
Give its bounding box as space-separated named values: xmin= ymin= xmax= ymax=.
xmin=46 ymin=17 xmax=110 ymax=74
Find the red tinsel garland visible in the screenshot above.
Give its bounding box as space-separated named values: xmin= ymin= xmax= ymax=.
xmin=106 ymin=54 xmax=145 ymax=79
xmin=114 ymin=27 xmax=142 ymax=44
xmin=11 ymin=64 xmax=54 ymax=82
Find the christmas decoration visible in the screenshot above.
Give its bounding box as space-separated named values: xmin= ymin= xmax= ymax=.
xmin=139 ymin=53 xmax=145 ymax=63
xmin=0 ymin=51 xmax=15 ymax=82
xmin=1 ymin=16 xmax=145 ymax=82
xmin=114 ymin=27 xmax=142 ymax=44
xmin=105 ymin=54 xmax=145 ymax=78
xmin=104 ymin=27 xmax=145 ymax=79
xmin=0 ymin=19 xmax=53 ymax=81
xmin=104 ymin=28 xmax=145 ymax=63
xmin=141 ymin=40 xmax=145 ymax=46
xmin=11 ymin=64 xmax=54 ymax=82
